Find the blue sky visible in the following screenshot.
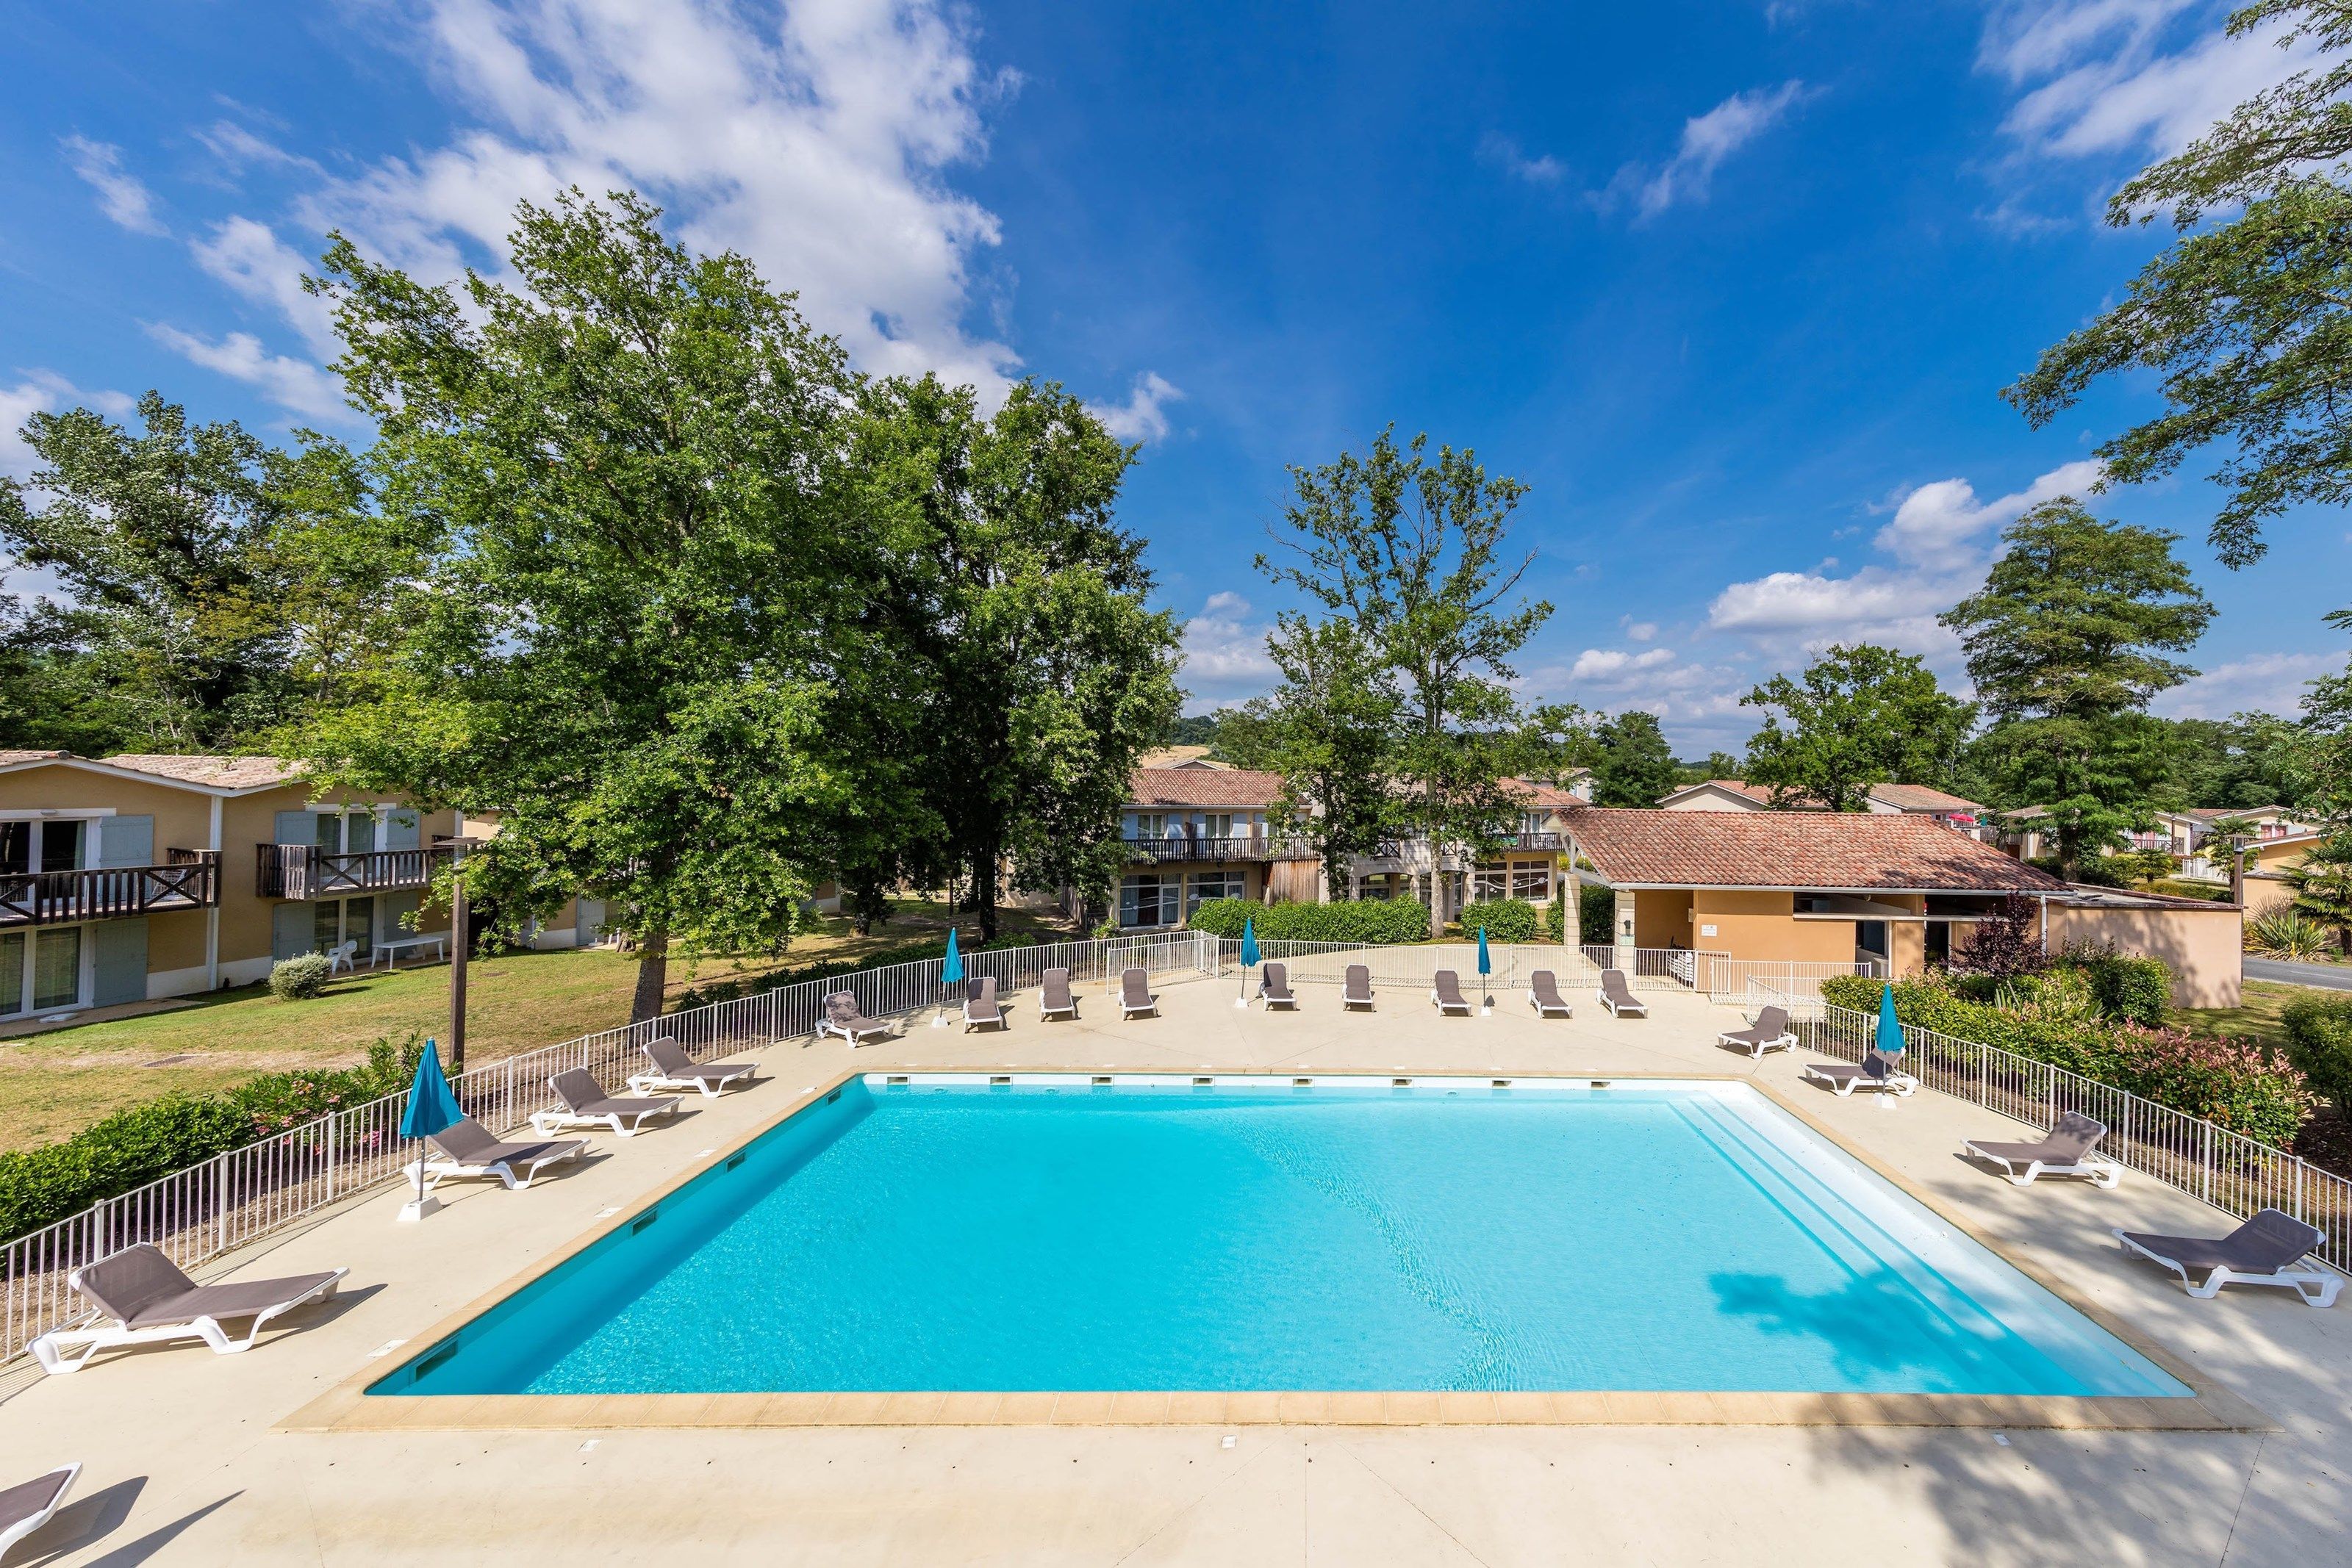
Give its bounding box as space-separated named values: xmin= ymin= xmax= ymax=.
xmin=5 ymin=0 xmax=2349 ymax=753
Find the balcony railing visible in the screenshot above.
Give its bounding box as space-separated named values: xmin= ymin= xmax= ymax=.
xmin=0 ymin=849 xmax=220 ymax=927
xmin=1487 ymin=831 xmax=1566 ymax=852
xmin=1122 ymin=835 xmax=1319 ymax=864
xmin=256 ymin=844 xmax=453 ymax=900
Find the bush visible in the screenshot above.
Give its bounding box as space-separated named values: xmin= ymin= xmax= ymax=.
xmin=2057 ymin=944 xmax=2171 ymax=1028
xmin=268 ymin=954 xmax=334 ymax=1001
xmin=2249 ymin=910 xmax=2334 ymax=960
xmin=1188 ymin=896 xmax=1433 ymax=944
xmin=1821 ymin=974 xmax=2309 ymax=1146
xmin=1458 ymin=898 xmax=1539 ymax=943
xmin=2282 ymin=993 xmax=2352 ymax=1112
xmin=1544 ymin=896 xmax=1566 ymax=944
xmin=0 ymin=1032 xmax=425 ymax=1242
xmin=1579 ymin=882 xmax=1616 ymax=946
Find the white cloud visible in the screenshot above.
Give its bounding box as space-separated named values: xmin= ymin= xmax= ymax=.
xmin=1098 ymin=372 xmax=1183 ymax=444
xmin=1 ymin=373 xmax=135 ymax=603
xmin=1622 ymin=619 xmax=1658 ymax=642
xmin=1179 ymin=590 xmax=1277 ymax=700
xmin=60 ymin=136 xmax=168 ymax=236
xmin=2153 ymin=651 xmax=2342 ymax=719
xmin=1480 ymin=132 xmax=1566 ymax=185
xmin=1602 ymin=81 xmax=1811 ymax=219
xmin=1567 ymin=646 xmax=1677 ymax=680
xmin=1708 ymin=460 xmax=2103 ymax=650
xmin=190 ymin=217 xmax=342 ymax=356
xmin=143 ymin=326 xmax=351 ymax=422
xmin=1985 ymin=1 xmax=2317 ymax=169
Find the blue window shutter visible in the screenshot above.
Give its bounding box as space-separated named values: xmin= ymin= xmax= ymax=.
xmin=272 ymin=901 xmax=313 ymax=963
xmin=384 ymin=808 xmax=421 ymax=850
xmin=274 ymin=810 xmax=312 ymax=846
xmin=93 ymin=917 xmax=148 ymax=1006
xmin=98 ymin=816 xmax=154 ymax=869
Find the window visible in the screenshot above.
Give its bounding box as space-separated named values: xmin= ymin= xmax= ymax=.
xmin=1202 ymin=813 xmax=1237 ymax=841
xmin=1511 ymin=864 xmax=1551 ymax=900
xmin=0 ymin=932 xmax=18 ymax=1015
xmin=314 ymin=809 xmax=379 ymax=855
xmin=1119 ymin=874 xmax=1180 ymax=929
xmin=1471 ymin=868 xmax=1506 ymax=901
xmin=3 ymin=927 xmax=85 ymax=1017
xmin=1187 ymin=870 xmax=1243 ymax=916
xmin=313 ymin=896 xmax=376 ymax=958
xmin=0 ymin=819 xmax=90 ymax=875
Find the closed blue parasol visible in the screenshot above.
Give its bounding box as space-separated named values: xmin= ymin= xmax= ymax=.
xmin=1238 ymin=916 xmax=1259 ymax=1007
xmin=1874 ymin=985 xmax=1905 ymax=1057
xmin=1477 ymin=925 xmax=1491 ymax=1009
xmin=935 ymin=928 xmax=964 ymax=1028
xmin=398 ymin=1040 xmax=462 ymax=1220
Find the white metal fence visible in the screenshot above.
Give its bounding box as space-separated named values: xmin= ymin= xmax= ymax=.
xmin=0 ymin=930 xmax=1221 ymax=1364
xmin=1806 ymin=1004 xmax=2351 ymax=1277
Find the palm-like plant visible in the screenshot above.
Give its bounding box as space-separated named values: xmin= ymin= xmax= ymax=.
xmin=2248 ymin=910 xmax=2334 ymax=961
xmin=2289 ymin=832 xmax=2352 ymax=957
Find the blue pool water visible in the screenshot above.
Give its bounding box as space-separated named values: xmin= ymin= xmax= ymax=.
xmin=373 ymin=1076 xmax=2188 ymax=1398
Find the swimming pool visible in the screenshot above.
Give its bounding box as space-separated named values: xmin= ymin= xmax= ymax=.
xmin=370 ymin=1075 xmax=2189 ymax=1400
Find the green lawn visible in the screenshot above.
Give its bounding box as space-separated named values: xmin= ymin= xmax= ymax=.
xmin=0 ymin=897 xmax=1075 ymax=1151
xmin=2174 ymin=979 xmax=2303 ymax=1054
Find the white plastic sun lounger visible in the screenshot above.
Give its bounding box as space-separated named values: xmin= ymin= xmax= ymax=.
xmin=1526 ymin=969 xmax=1572 ymax=1018
xmin=29 ymin=1243 xmax=346 ymax=1375
xmin=964 ymin=975 xmax=1011 ymax=1031
xmin=533 ymin=1068 xmax=681 ymax=1138
xmin=1718 ymin=1004 xmax=1795 ymax=1059
xmin=0 ymin=1463 xmax=79 ymax=1555
xmin=628 ymin=1035 xmax=759 ymax=1098
xmin=1039 ymin=967 xmax=1080 ymax=1021
xmin=1801 ymin=1051 xmax=1918 ymax=1098
xmin=1341 ymin=963 xmax=1374 ymax=1010
xmin=406 ymin=1117 xmax=587 ymax=1193
xmin=1258 ymin=962 xmax=1297 ymax=1010
xmin=2115 ymin=1209 xmax=2341 ymax=1307
xmin=1430 ymin=969 xmax=1472 ymax=1015
xmin=1596 ymin=968 xmax=1647 ymax=1018
xmin=1962 ymin=1112 xmax=2121 ymax=1188
xmin=817 ymin=991 xmax=896 ymax=1044
xmin=1119 ymin=967 xmax=1158 ymax=1018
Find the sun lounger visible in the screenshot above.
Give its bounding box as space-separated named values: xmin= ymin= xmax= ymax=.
xmin=1962 ymin=1112 xmax=2121 ymax=1188
xmin=1801 ymin=1050 xmax=1918 ymax=1098
xmin=1527 ymin=969 xmax=1572 ymax=1018
xmin=818 ymin=991 xmax=895 ymax=1044
xmin=533 ymin=1068 xmax=680 ymax=1138
xmin=1039 ymin=966 xmax=1080 ymax=1021
xmin=628 ymin=1035 xmax=759 ymax=1098
xmin=1258 ymin=961 xmax=1297 ymax=1010
xmin=1596 ymin=968 xmax=1647 ymax=1018
xmin=2115 ymin=1208 xmax=2341 ymax=1306
xmin=1119 ymin=967 xmax=1158 ymax=1018
xmin=964 ymin=975 xmax=1011 ymax=1032
xmin=28 ymin=1243 xmax=347 ymax=1375
xmin=406 ymin=1117 xmax=586 ymax=1193
xmin=1718 ymin=1004 xmax=1795 ymax=1058
xmin=1342 ymin=963 xmax=1374 ymax=1010
xmin=0 ymin=1464 xmax=79 ymax=1555
xmin=1430 ymin=969 xmax=1472 ymax=1015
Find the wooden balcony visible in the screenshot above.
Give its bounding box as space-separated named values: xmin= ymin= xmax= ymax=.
xmin=256 ymin=844 xmax=453 ymax=900
xmin=0 ymin=849 xmax=220 ymax=927
xmin=1123 ymin=835 xmax=1319 ymax=864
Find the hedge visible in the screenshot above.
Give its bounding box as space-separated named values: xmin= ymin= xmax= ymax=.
xmin=0 ymin=1033 xmax=425 ymax=1244
xmin=1188 ymin=896 xmax=1434 ymax=944
xmin=1458 ymin=898 xmax=1539 ymax=943
xmin=2058 ymin=946 xmax=2172 ymax=1029
xmin=1821 ymin=976 xmax=2309 ymax=1146
xmin=1580 ymin=882 xmax=1616 ymax=946
xmin=2282 ymin=993 xmax=2352 ymax=1113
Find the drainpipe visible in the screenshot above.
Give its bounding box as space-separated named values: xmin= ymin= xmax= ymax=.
xmin=205 ymin=795 xmax=222 ymax=990
xmin=2037 ymin=893 xmax=2048 ymax=959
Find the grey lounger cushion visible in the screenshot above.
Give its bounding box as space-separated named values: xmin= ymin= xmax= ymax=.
xmin=1343 ymin=964 xmax=1374 ymax=1007
xmin=2119 ymin=1208 xmax=2323 ymax=1279
xmin=964 ymin=975 xmax=1008 ymax=1029
xmin=1431 ymin=969 xmax=1471 ymax=1013
xmin=551 ymin=1068 xmax=675 ymax=1121
xmin=645 ymin=1036 xmax=756 ymax=1085
xmin=0 ymin=1464 xmax=77 ymax=1550
xmin=75 ymin=1244 xmax=342 ymax=1331
xmin=428 ymin=1117 xmax=585 ymax=1173
xmin=1121 ymin=968 xmax=1158 ymax=1015
xmin=1720 ymin=1005 xmax=1793 ymax=1050
xmin=1967 ymin=1111 xmax=2106 ymax=1167
xmin=1529 ymin=970 xmax=1571 ymax=1015
xmin=1599 ymin=969 xmax=1647 ymax=1015
xmin=1040 ymin=967 xmax=1079 ymax=1018
xmin=1260 ymin=962 xmax=1295 ymax=1004
xmin=824 ymin=991 xmax=894 ymax=1038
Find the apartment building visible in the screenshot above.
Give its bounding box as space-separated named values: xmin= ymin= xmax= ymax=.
xmin=1656 ymin=779 xmax=1988 ymax=837
xmin=1116 ymin=763 xmax=1319 ymax=929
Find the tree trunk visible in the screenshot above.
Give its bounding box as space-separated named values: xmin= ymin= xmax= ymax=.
xmin=972 ymin=849 xmax=1000 ymax=942
xmin=630 ymin=928 xmax=670 ymax=1024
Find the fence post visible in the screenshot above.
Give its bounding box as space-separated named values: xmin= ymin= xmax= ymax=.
xmin=323 ymin=1112 xmax=338 ymax=1203
xmin=2201 ymin=1120 xmax=2212 ymax=1205
xmin=215 ymin=1151 xmax=229 ymax=1254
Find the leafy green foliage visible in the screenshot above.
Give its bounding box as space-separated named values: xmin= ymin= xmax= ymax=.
xmin=1219 ymin=618 xmax=1398 ymax=899
xmin=1458 ymin=897 xmax=1539 ymax=943
xmin=2057 ymin=944 xmax=2173 ymax=1028
xmin=0 ymin=1034 xmax=423 ymax=1242
xmin=1740 ymin=644 xmax=1975 ymax=810
xmin=2282 ymin=991 xmax=2352 ymax=1110
xmin=1589 ymin=711 xmax=1679 ymax=807
xmin=1821 ymin=975 xmax=2309 ymax=1146
xmin=2289 ymin=830 xmax=2352 ymax=949
xmin=1580 ymin=881 xmax=1616 ymax=945
xmin=268 ymin=954 xmax=334 ymax=1001
xmin=1943 ymin=501 xmax=2213 ymax=874
xmin=1186 ymin=896 xmax=1433 ymax=944
xmin=2248 ymin=909 xmax=2335 ymax=958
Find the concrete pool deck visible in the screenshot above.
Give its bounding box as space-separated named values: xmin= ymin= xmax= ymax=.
xmin=1 ymin=974 xmax=2345 ymax=1564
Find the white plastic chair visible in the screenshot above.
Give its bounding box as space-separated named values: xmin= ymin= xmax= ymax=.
xmin=327 ymin=939 xmax=358 ymax=974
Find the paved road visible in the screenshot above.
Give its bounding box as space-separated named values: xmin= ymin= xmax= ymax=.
xmin=2245 ymin=956 xmax=2352 ymax=991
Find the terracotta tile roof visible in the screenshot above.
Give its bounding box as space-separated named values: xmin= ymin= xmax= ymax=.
xmin=99 ymin=754 xmax=307 ymax=790
xmin=1507 ymin=777 xmax=1588 ymax=810
xmin=0 ymin=750 xmax=68 ymax=768
xmin=1866 ymin=783 xmax=1985 ymax=814
xmin=1127 ymin=766 xmax=1286 ymax=809
xmin=1561 ymin=807 xmax=2065 ymax=893
xmin=2180 ymin=805 xmax=2290 ymax=821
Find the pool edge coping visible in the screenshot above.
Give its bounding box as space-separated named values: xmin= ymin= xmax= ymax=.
xmin=279 ymin=1065 xmax=2274 ymax=1436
